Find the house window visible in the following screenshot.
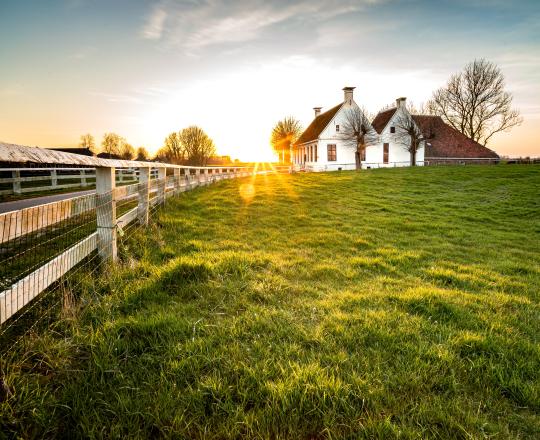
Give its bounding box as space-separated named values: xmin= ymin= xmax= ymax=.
xmin=327 ymin=144 xmax=337 ymax=161
xmin=390 ymin=127 xmax=395 ymax=133
xmin=383 ymin=143 xmax=389 ymax=164
xmin=336 ymin=125 xmax=340 ymax=132
xmin=314 ymin=145 xmax=317 ymax=162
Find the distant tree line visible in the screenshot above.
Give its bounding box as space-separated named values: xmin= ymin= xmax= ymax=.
xmin=156 ymin=126 xmax=216 ymax=166
xmin=77 ymin=125 xmax=216 ymax=166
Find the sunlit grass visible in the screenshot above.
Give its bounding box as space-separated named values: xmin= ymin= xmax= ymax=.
xmin=1 ymin=165 xmax=539 ymax=438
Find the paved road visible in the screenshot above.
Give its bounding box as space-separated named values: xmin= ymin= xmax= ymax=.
xmin=0 ymin=190 xmax=95 ymax=214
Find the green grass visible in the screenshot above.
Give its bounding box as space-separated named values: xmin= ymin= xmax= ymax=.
xmin=1 ymin=165 xmax=539 ymax=438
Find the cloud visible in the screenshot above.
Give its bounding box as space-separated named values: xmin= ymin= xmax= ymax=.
xmin=0 ymin=84 xmax=24 ymax=97
xmin=69 ymin=46 xmax=96 ymax=60
xmin=90 ymin=91 xmax=143 ymax=104
xmin=143 ymin=6 xmax=167 ymax=40
xmin=141 ymin=0 xmax=375 ymax=50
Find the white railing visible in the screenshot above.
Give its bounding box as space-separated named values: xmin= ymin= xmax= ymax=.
xmin=293 ymin=157 xmax=535 ymax=171
xmin=0 ymin=167 xmax=159 ymax=195
xmin=0 ymin=143 xmax=256 ymax=325
xmin=424 ymin=157 xmax=501 ymax=165
xmin=362 ymin=161 xmax=426 ymax=168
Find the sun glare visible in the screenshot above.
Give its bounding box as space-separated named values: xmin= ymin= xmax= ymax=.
xmin=239 ymin=182 xmax=256 ymax=203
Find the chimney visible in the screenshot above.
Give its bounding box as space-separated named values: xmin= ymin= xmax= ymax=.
xmin=396 ymin=97 xmax=407 ymax=108
xmin=343 ymin=86 xmax=355 ymax=103
xmin=313 ymin=107 xmax=322 ymax=118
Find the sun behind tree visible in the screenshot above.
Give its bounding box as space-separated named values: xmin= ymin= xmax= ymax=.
xmin=271 ymin=117 xmax=302 ymax=164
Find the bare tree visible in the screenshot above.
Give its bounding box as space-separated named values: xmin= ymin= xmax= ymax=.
xmin=119 ymin=142 xmax=135 ymax=160
xmin=271 ymin=117 xmax=302 ymax=164
xmin=179 ymin=126 xmax=216 ymax=166
xmin=161 ymin=132 xmax=186 ymax=164
xmin=428 ymin=59 xmax=522 ymax=145
xmin=407 ymin=101 xmax=435 ymax=116
xmin=101 ymin=133 xmax=123 ymax=157
xmin=79 ymin=133 xmax=95 ymax=153
xmin=154 ymin=147 xmax=172 ymax=163
xmin=135 ymin=146 xmax=149 ymax=161
xmin=339 ymin=106 xmax=378 ymax=169
xmin=393 ymin=113 xmax=434 ymax=166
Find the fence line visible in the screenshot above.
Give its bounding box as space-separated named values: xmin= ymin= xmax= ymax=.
xmin=0 ymin=143 xmax=255 ymax=345
xmin=0 ymin=168 xmax=155 ymax=195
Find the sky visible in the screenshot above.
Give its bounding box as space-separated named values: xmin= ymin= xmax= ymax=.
xmin=0 ymin=0 xmax=539 ymax=161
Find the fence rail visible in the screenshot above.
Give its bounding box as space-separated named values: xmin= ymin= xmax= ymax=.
xmin=293 ymin=157 xmax=540 ymax=172
xmin=0 ymin=168 xmax=156 ymax=195
xmin=0 ymin=143 xmax=255 ymax=337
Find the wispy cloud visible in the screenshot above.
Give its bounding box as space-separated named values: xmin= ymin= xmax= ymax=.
xmin=69 ymin=45 xmax=96 ymax=60
xmin=143 ymin=6 xmax=167 ymax=40
xmin=141 ymin=0 xmax=376 ymax=50
xmin=0 ymin=84 xmax=24 ymax=97
xmin=90 ymin=91 xmax=143 ymax=104
xmin=89 ymin=86 xmax=171 ymax=105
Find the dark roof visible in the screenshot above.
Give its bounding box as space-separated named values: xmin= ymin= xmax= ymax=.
xmin=97 ymin=152 xmax=122 ymax=159
xmin=412 ymin=115 xmax=499 ymax=158
xmin=371 ymin=108 xmax=397 ymax=134
xmin=47 ymin=147 xmax=94 ymax=156
xmin=296 ymin=103 xmax=343 ymax=145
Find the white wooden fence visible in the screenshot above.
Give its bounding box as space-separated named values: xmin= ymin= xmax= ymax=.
xmin=0 ymin=167 xmax=157 ymax=195
xmin=0 ymin=143 xmax=255 ymax=325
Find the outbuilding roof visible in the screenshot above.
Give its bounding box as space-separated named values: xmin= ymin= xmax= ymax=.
xmin=412 ymin=115 xmax=499 ymax=158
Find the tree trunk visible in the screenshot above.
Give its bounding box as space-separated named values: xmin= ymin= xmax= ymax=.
xmin=355 ymin=151 xmax=361 ymax=170
xmin=410 ymin=150 xmax=416 ymax=166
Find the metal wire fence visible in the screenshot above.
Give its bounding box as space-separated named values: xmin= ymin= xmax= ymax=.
xmin=0 ymin=191 xmax=103 ymax=352
xmin=0 ymin=161 xmax=252 ymax=355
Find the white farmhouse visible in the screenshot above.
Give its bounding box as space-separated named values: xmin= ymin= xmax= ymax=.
xmin=292 ymin=87 xmax=366 ymax=171
xmin=293 ymin=86 xmax=499 ymax=170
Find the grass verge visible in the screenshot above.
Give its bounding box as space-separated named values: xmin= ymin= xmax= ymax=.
xmin=1 ymin=165 xmax=539 ymax=438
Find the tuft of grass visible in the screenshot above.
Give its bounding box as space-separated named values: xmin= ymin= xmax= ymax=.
xmin=1 ymin=164 xmax=539 ymax=438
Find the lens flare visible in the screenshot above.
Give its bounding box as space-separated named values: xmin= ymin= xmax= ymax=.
xmin=239 ymin=183 xmax=255 ymax=203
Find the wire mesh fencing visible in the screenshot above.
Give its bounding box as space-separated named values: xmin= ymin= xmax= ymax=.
xmin=0 ymin=164 xmax=251 ymax=355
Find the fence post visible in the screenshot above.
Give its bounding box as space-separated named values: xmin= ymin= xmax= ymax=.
xmin=137 ymin=167 xmax=150 ymax=225
xmin=80 ymin=169 xmax=87 ymax=187
xmin=173 ymin=168 xmax=180 ymax=194
xmin=157 ymin=167 xmax=166 ymax=204
xmin=96 ymin=167 xmax=117 ymax=262
xmin=50 ymin=169 xmax=57 ymax=189
xmin=12 ymin=170 xmax=21 ymax=194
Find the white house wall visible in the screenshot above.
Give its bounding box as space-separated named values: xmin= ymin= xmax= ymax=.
xmin=364 ymin=106 xmax=425 ymax=168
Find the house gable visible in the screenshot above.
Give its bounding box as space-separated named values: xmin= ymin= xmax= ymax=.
xmin=371 ymin=108 xmax=397 ymax=134
xmin=296 ymin=103 xmax=343 ymax=145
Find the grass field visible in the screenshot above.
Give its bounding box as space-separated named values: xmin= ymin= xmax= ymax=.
xmin=1 ymin=165 xmax=539 ymax=438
